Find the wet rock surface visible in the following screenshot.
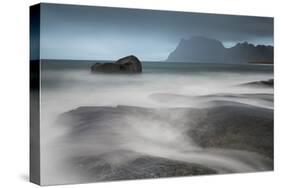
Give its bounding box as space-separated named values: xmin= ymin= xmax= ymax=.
xmin=91 ymin=55 xmax=142 ymax=73
xmin=58 ymin=99 xmax=273 ymax=181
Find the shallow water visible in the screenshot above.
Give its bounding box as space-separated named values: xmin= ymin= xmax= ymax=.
xmin=39 ymin=61 xmax=273 ymax=185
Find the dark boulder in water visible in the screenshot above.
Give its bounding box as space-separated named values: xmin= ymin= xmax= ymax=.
xmin=91 ymin=63 xmax=121 ymax=73
xmin=242 ymin=79 xmax=274 ymax=87
xmin=116 ymin=55 xmax=142 ymax=73
xmin=91 ymin=55 xmax=142 ymax=73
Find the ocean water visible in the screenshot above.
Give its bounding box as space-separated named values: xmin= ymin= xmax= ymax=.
xmin=39 ymin=60 xmax=273 ymax=185
xmin=41 ymin=60 xmax=273 ymax=107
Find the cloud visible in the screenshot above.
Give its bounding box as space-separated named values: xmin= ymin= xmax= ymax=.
xmin=40 ymin=3 xmax=273 ymax=60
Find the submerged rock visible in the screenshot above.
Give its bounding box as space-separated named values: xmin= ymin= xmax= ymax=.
xmin=91 ymin=55 xmax=142 ymax=73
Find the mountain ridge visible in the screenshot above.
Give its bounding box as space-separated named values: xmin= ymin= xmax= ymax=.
xmin=166 ymin=36 xmax=273 ymax=64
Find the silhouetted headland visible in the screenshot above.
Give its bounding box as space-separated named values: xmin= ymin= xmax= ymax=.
xmin=167 ymin=36 xmax=273 ymax=64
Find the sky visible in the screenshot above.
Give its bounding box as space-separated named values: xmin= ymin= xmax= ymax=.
xmin=39 ymin=3 xmax=273 ymax=61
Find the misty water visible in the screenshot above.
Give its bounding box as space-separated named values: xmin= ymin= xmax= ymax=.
xmin=40 ymin=61 xmax=273 ymax=185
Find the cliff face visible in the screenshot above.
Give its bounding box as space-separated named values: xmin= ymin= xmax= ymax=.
xmin=166 ymin=36 xmax=273 ymax=63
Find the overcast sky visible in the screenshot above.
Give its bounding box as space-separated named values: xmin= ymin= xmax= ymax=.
xmin=40 ymin=3 xmax=273 ymax=61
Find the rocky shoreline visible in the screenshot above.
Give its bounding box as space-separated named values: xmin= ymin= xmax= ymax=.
xmin=57 ymin=99 xmax=273 ymax=181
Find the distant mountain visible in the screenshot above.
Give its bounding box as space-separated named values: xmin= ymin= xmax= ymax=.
xmin=166 ymin=36 xmax=273 ymax=64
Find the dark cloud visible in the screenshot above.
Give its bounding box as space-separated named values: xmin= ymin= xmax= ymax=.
xmin=40 ymin=3 xmax=273 ymax=60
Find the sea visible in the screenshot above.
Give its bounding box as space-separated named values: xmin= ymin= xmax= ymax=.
xmin=39 ymin=60 xmax=273 ymax=185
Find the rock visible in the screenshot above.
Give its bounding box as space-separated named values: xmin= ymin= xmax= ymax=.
xmin=91 ymin=55 xmax=142 ymax=73
xmin=91 ymin=63 xmax=120 ymax=73
xmin=115 ymin=55 xmax=142 ymax=73
xmin=261 ymin=79 xmax=274 ymax=86
xmin=58 ymin=102 xmax=273 ymax=180
xmin=243 ymin=79 xmax=274 ymax=87
xmin=71 ymin=152 xmax=216 ymax=181
xmin=59 ymin=103 xmax=273 ymax=158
